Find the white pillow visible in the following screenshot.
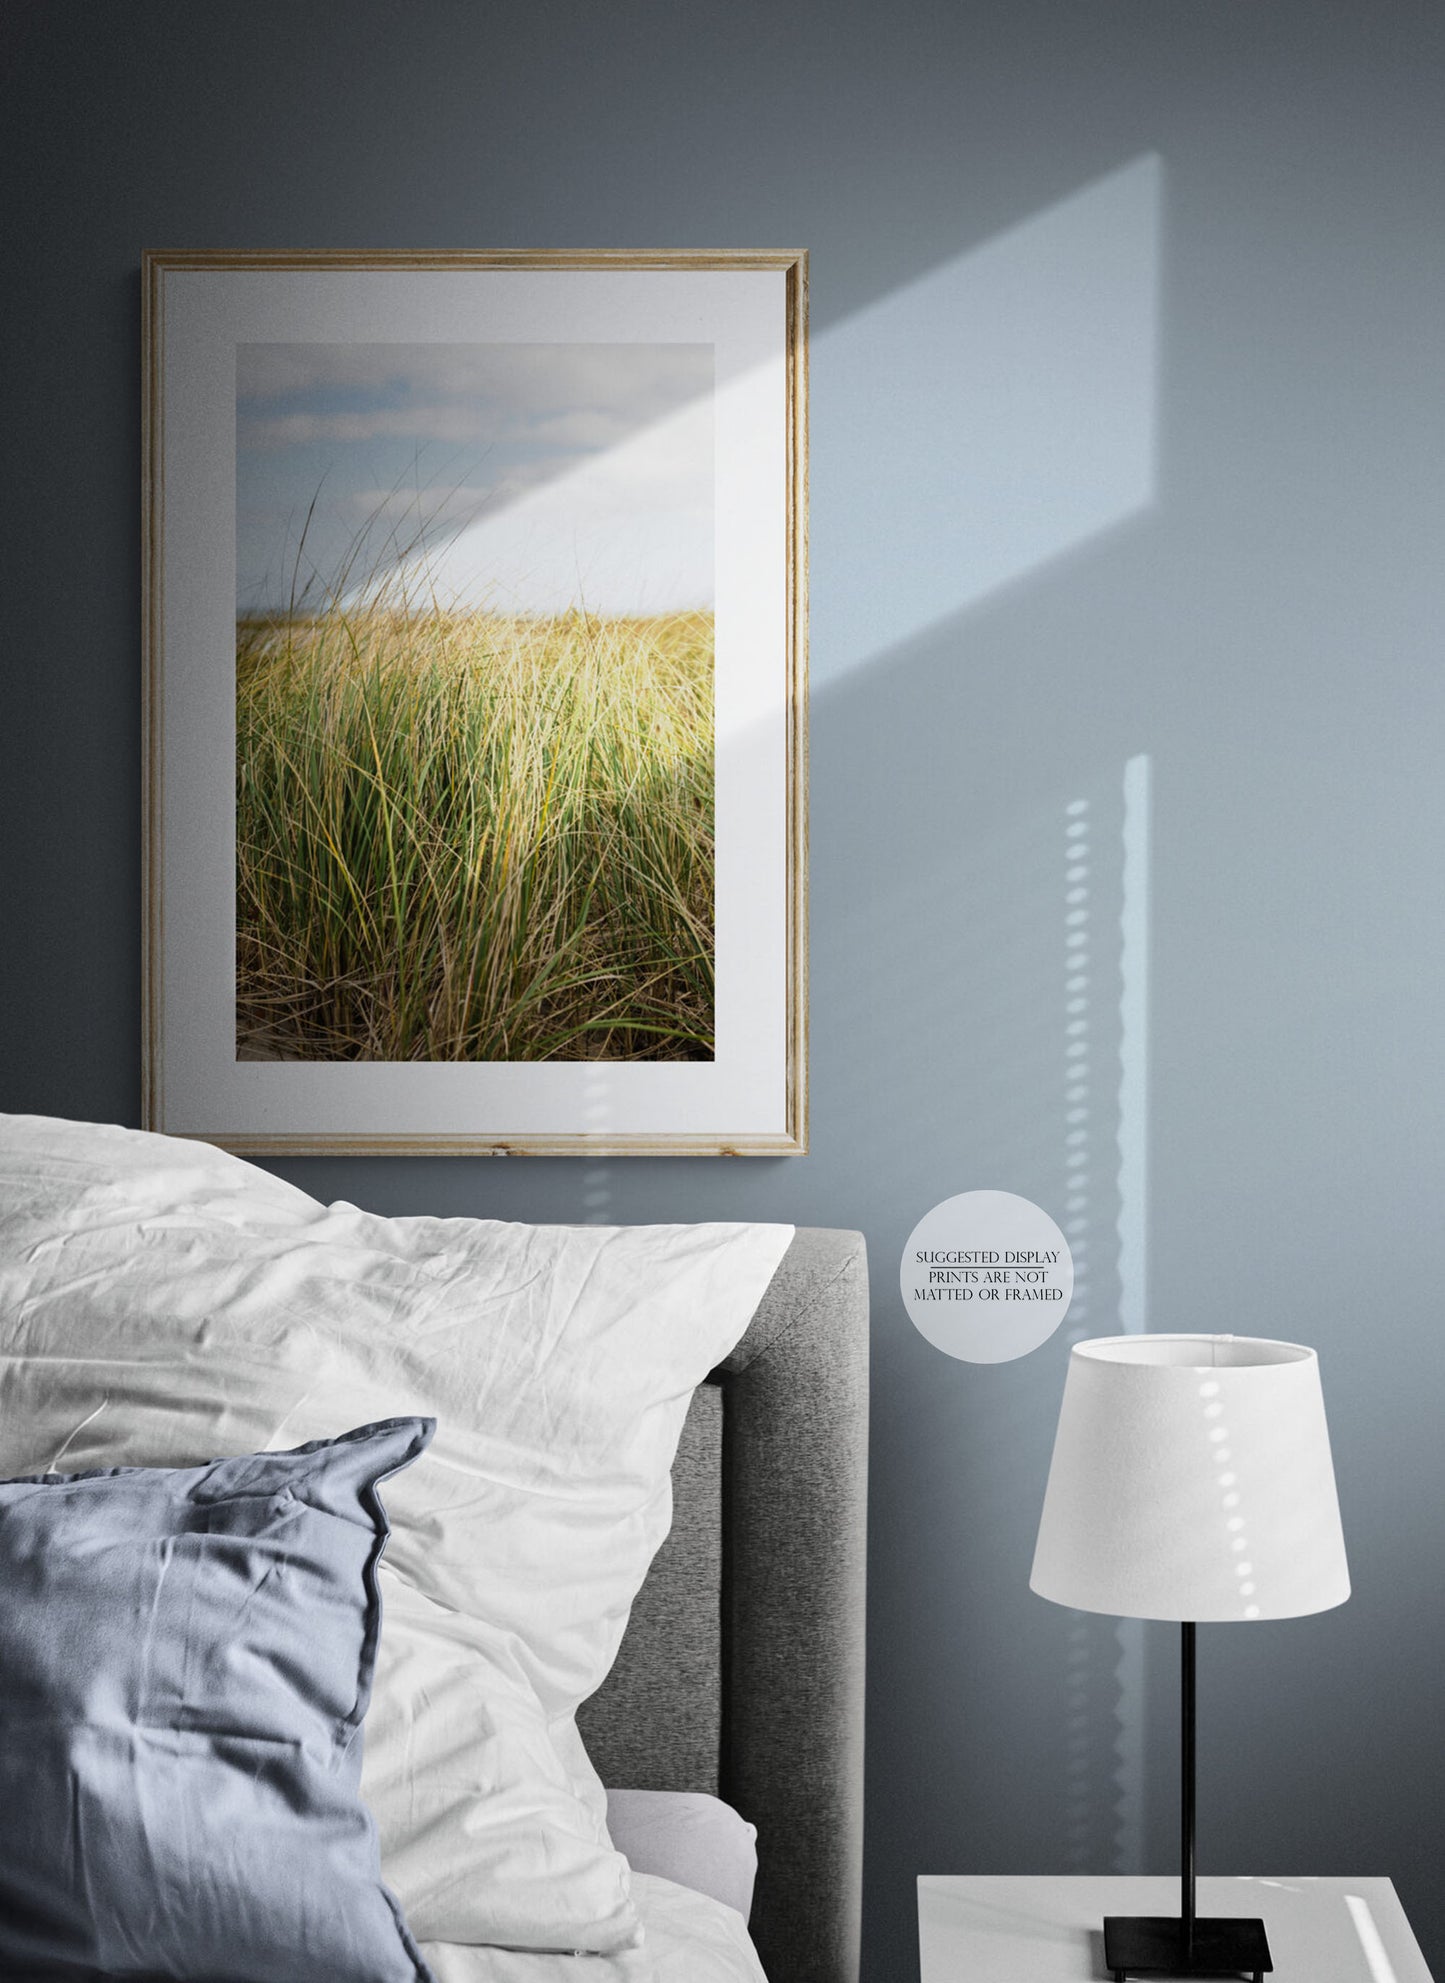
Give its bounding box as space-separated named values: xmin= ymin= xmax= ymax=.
xmin=605 ymin=1790 xmax=758 ymax=1921
xmin=0 ymin=1114 xmax=792 ymax=1954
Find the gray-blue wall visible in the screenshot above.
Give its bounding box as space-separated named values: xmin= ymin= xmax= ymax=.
xmin=4 ymin=2 xmax=1442 ymax=1974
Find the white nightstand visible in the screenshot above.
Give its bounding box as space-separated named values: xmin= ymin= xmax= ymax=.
xmin=918 ymin=1876 xmax=1435 ymax=1983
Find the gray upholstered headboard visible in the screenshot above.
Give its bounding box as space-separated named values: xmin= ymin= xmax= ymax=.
xmin=576 ymin=1228 xmax=869 ymax=1983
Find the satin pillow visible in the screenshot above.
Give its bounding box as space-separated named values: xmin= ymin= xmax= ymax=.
xmin=0 ymin=1418 xmax=434 ymax=1983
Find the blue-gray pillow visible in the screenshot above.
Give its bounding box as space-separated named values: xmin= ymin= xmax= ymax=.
xmin=0 ymin=1417 xmax=436 ymax=1982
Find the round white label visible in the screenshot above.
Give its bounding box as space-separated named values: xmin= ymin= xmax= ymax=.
xmin=901 ymin=1190 xmax=1074 ymax=1363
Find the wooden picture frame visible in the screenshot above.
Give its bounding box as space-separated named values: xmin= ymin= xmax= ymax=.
xmin=143 ymin=250 xmax=807 ymax=1154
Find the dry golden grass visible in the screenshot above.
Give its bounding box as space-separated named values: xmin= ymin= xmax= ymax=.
xmin=236 ymin=605 xmax=714 ymax=1061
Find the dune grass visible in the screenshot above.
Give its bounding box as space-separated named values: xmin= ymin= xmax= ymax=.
xmin=235 ymin=605 xmax=714 ymax=1061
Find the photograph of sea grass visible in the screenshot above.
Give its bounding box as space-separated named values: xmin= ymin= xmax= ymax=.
xmin=235 ymin=343 xmax=715 ymax=1063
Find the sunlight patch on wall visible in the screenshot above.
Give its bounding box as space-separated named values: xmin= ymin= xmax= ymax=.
xmin=812 ymin=152 xmax=1163 ymax=682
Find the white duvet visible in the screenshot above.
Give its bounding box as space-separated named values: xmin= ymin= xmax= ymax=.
xmin=0 ymin=1114 xmax=793 ymax=1959
xmin=422 ymin=1877 xmax=768 ymax=1983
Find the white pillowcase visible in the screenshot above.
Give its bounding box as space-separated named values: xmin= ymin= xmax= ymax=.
xmin=0 ymin=1114 xmax=793 ymax=1954
xmin=605 ymin=1791 xmax=758 ymax=1922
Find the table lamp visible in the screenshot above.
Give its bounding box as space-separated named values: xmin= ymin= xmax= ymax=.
xmin=1030 ymin=1334 xmax=1350 ymax=1982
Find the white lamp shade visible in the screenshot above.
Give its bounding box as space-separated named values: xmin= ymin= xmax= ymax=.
xmin=1030 ymin=1335 xmax=1350 ymax=1622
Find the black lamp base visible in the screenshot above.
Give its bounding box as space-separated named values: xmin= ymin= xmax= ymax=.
xmin=1103 ymin=1914 xmax=1273 ymax=1982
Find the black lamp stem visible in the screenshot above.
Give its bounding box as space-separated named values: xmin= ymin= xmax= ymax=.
xmin=1181 ymin=1621 xmax=1196 ymax=1957
xmin=1101 ymin=1619 xmax=1272 ymax=1979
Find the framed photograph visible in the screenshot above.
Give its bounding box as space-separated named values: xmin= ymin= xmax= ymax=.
xmin=143 ymin=251 xmax=807 ymax=1154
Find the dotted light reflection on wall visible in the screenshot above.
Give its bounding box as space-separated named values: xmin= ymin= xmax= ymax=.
xmin=1060 ymin=756 xmax=1152 ymax=1875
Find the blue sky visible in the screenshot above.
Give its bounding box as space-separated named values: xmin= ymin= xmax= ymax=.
xmin=236 ymin=342 xmax=715 ymax=617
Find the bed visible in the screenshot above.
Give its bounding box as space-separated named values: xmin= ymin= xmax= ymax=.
xmin=0 ymin=1118 xmax=867 ymax=1983
xmin=581 ymin=1227 xmax=870 ymax=1983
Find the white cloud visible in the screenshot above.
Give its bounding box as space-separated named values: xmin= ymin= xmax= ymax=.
xmin=524 ymin=408 xmax=633 ymax=450
xmin=358 ymin=395 xmax=715 ymax=617
xmin=238 ymin=342 xmax=712 ymax=438
xmin=240 ymin=406 xmax=498 ymax=450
